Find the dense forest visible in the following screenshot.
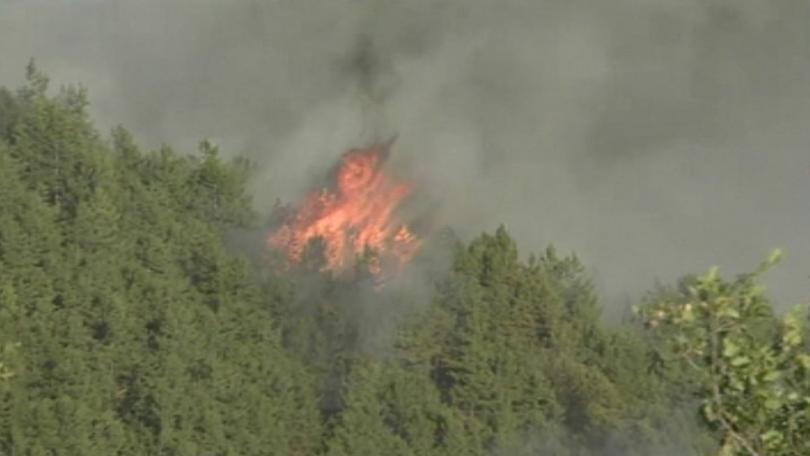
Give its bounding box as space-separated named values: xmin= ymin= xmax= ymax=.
xmin=0 ymin=64 xmax=808 ymax=455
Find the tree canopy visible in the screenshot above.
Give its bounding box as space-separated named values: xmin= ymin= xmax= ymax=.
xmin=0 ymin=63 xmax=806 ymax=455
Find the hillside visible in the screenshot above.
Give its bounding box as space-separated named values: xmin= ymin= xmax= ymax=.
xmin=0 ymin=64 xmax=808 ymax=455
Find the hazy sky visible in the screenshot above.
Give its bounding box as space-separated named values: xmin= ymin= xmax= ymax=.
xmin=1 ymin=0 xmax=808 ymax=310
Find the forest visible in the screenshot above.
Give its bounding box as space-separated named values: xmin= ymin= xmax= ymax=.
xmin=0 ymin=63 xmax=808 ymax=456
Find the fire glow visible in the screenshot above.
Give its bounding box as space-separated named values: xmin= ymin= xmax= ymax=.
xmin=268 ymin=138 xmax=421 ymax=278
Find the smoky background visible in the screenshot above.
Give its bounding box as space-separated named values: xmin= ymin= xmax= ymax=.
xmin=1 ymin=0 xmax=808 ymax=312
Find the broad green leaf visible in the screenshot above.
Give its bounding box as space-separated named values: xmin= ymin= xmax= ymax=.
xmin=730 ymin=356 xmax=750 ymax=367
xmin=722 ymin=339 xmax=740 ymax=358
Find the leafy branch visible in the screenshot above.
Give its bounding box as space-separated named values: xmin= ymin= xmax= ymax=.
xmin=637 ymin=251 xmax=810 ymax=455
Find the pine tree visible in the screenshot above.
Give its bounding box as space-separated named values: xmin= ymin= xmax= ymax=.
xmin=327 ymin=360 xmax=471 ymax=456
xmin=0 ymin=65 xmax=321 ymax=454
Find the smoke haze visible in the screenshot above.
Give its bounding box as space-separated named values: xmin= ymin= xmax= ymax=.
xmin=2 ymin=0 xmax=808 ymax=310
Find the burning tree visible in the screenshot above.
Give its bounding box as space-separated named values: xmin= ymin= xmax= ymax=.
xmin=267 ymin=137 xmax=421 ymax=280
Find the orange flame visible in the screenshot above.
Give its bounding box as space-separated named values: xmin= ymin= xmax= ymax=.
xmin=268 ymin=140 xmax=421 ymax=278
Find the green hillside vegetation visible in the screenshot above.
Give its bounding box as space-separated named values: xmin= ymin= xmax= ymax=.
xmin=0 ymin=63 xmax=807 ymax=455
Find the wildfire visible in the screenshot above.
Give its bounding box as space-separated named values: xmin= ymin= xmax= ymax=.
xmin=268 ymin=138 xmax=421 ymax=278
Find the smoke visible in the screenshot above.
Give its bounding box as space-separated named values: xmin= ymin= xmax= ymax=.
xmin=2 ymin=0 xmax=809 ymax=310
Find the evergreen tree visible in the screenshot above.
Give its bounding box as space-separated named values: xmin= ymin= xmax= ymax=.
xmin=327 ymin=360 xmax=469 ymax=456
xmin=398 ymin=227 xmax=698 ymax=454
xmin=4 ymin=61 xmax=805 ymax=456
xmin=0 ymin=64 xmax=320 ymax=455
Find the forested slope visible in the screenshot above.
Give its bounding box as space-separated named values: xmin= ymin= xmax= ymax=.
xmin=0 ymin=65 xmax=807 ymax=455
xmin=0 ymin=64 xmax=320 ymax=455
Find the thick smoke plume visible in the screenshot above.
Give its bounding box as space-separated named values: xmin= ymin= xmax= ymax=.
xmin=2 ymin=0 xmax=809 ymax=309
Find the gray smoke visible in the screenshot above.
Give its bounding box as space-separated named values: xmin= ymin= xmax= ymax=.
xmin=2 ymin=0 xmax=808 ymax=311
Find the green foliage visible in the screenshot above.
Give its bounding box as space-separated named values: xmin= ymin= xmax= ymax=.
xmin=3 ymin=63 xmax=805 ymax=456
xmin=326 ymin=360 xmax=469 ymax=456
xmin=638 ymin=252 xmax=810 ymax=455
xmin=395 ymin=226 xmax=694 ymax=455
xmin=0 ymin=65 xmax=320 ymax=455
xmin=0 ymin=342 xmax=20 ymax=383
